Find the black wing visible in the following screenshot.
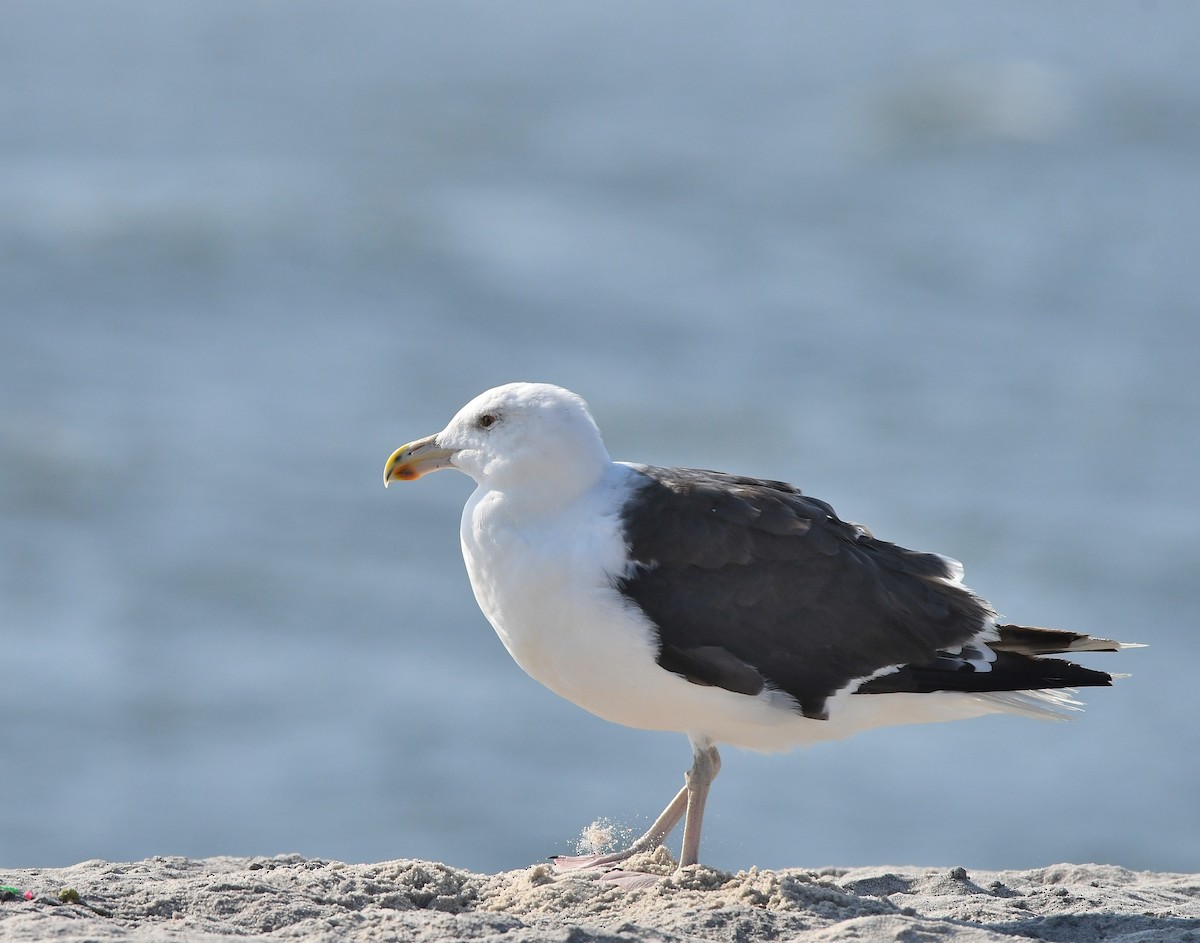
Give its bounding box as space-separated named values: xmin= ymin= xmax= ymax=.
xmin=615 ymin=465 xmax=995 ymax=720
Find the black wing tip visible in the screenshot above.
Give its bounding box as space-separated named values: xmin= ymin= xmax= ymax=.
xmin=855 ymin=653 xmax=1119 ymax=697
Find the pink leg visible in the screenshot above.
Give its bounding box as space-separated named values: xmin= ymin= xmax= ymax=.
xmin=551 ymin=739 xmax=722 ymax=878
xmin=679 ymin=742 xmax=721 ymax=867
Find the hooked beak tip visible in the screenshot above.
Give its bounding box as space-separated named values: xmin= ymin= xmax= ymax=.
xmin=384 ymin=434 xmax=455 ymax=486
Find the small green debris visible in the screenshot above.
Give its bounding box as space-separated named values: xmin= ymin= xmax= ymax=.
xmin=57 ymin=887 xmax=112 ymax=917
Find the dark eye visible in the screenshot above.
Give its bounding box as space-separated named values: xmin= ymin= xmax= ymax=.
xmin=477 ymin=413 xmax=498 ymax=429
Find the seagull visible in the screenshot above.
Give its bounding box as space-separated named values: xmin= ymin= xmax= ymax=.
xmin=383 ymin=382 xmax=1133 ymax=879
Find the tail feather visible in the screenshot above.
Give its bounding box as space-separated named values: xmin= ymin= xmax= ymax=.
xmin=976 ymin=688 xmax=1087 ymax=721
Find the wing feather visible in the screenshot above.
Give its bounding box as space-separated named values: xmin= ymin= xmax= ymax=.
xmin=616 ymin=465 xmax=994 ymax=720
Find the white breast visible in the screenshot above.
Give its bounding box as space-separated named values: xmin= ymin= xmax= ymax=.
xmin=459 ymin=465 xmax=651 ymax=711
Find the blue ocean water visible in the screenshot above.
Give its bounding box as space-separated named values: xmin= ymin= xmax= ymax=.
xmin=2 ymin=1 xmax=1197 ymax=874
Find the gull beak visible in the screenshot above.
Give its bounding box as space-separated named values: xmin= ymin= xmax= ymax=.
xmin=384 ymin=434 xmax=457 ymax=486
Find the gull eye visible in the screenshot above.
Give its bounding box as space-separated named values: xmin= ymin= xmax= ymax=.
xmin=477 ymin=413 xmax=498 ymax=429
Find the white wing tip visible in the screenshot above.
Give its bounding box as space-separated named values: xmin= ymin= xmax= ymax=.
xmin=1067 ymin=637 xmax=1146 ymax=652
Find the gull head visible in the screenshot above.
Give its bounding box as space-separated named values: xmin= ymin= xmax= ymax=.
xmin=384 ymin=382 xmax=612 ymax=499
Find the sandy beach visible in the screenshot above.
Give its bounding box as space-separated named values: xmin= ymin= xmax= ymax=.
xmin=2 ymin=852 xmax=1196 ymax=942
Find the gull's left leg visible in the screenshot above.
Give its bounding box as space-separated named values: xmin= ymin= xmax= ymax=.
xmin=679 ymin=738 xmax=721 ymax=868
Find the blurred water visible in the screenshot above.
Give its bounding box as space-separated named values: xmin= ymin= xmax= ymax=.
xmin=2 ymin=1 xmax=1198 ymax=874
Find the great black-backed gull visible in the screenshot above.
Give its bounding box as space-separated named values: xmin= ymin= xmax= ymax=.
xmin=384 ymin=382 xmax=1133 ymax=881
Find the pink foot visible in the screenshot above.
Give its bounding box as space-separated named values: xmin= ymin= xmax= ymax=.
xmin=549 ymin=851 xmax=633 ymax=872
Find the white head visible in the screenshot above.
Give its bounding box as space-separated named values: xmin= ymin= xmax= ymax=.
xmin=384 ymin=383 xmax=613 ymax=502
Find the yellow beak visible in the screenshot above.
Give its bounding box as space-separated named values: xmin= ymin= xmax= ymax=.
xmin=383 ymin=434 xmax=457 ymax=486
